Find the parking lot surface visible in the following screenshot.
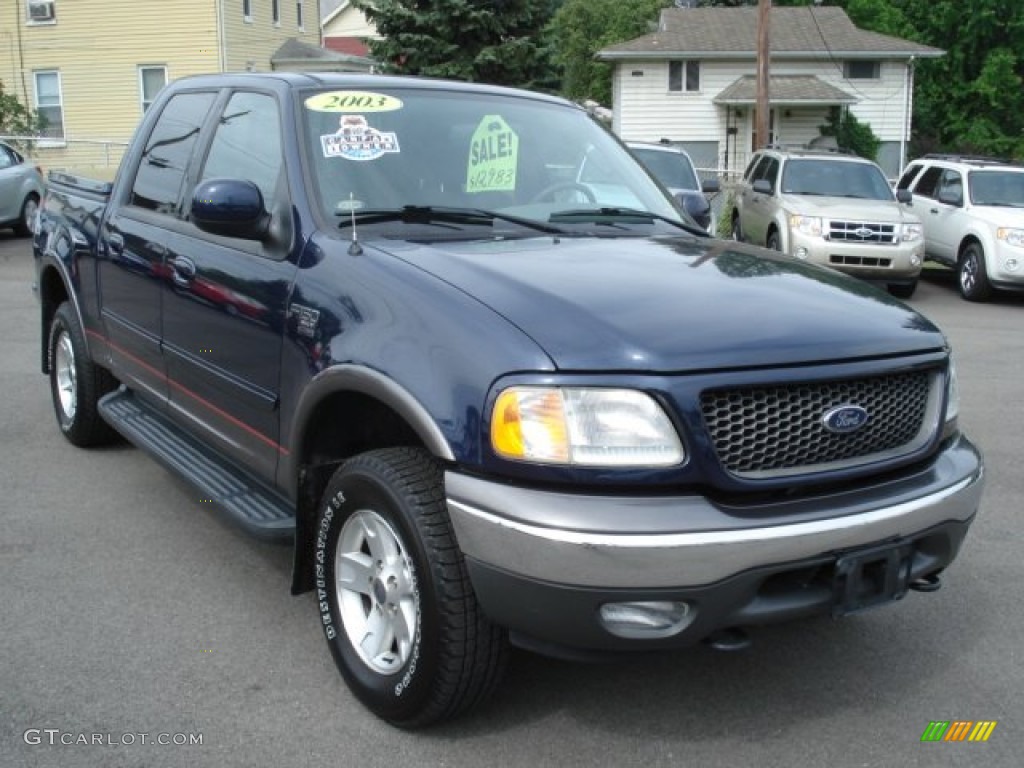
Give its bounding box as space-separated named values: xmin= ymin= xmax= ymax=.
xmin=1 ymin=234 xmax=1020 ymax=767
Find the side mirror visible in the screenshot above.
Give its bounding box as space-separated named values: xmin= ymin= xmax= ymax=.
xmin=896 ymin=188 xmax=912 ymax=204
xmin=752 ymin=179 xmax=772 ymax=195
xmin=701 ymin=178 xmax=721 ymax=195
xmin=674 ymin=192 xmax=712 ymax=229
xmin=191 ymin=178 xmax=270 ymax=240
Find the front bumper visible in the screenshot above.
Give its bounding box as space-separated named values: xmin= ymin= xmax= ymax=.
xmin=446 ymin=436 xmax=983 ymax=652
xmin=788 ymin=229 xmax=924 ymax=282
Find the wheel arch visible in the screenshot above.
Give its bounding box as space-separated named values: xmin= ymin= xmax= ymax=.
xmin=37 ymin=261 xmax=76 ymax=374
xmin=287 ymin=365 xmax=455 ymax=595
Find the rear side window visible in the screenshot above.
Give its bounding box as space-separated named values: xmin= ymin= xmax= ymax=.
xmin=910 ymin=166 xmax=943 ymax=199
xmin=130 ymin=92 xmax=216 ymax=215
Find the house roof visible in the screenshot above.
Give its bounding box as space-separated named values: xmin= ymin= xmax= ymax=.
xmin=271 ymin=38 xmax=374 ymax=68
xmin=321 ymin=0 xmax=348 ymax=24
xmin=598 ymin=6 xmax=944 ymax=60
xmin=714 ymin=75 xmax=857 ymax=106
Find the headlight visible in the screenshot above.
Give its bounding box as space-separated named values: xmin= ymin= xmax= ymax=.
xmin=997 ymin=227 xmax=1024 ymax=248
xmin=942 ymin=359 xmax=959 ymax=440
xmin=789 ymin=215 xmax=822 ymax=237
xmin=901 ymin=222 xmax=923 ymax=241
xmin=490 ymin=387 xmax=684 ymax=466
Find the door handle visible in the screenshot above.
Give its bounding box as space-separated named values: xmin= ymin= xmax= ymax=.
xmin=170 ymin=256 xmax=196 ymax=286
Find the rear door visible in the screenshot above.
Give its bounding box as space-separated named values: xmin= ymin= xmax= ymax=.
xmin=98 ymin=91 xmax=218 ymax=405
xmin=160 ymin=90 xmax=296 ymax=482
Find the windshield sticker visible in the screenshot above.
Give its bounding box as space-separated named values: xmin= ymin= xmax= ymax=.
xmin=305 ymin=91 xmax=404 ymax=113
xmin=466 ymin=115 xmax=518 ymax=194
xmin=321 ymin=115 xmax=400 ymax=161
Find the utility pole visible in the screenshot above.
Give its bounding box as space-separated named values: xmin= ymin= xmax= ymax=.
xmin=755 ymin=0 xmax=771 ymax=150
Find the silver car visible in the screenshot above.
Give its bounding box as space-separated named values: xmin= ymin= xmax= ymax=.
xmin=0 ymin=141 xmax=44 ymax=236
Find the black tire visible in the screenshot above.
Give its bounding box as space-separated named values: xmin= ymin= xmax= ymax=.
xmin=888 ymin=280 xmax=918 ymax=299
xmin=315 ymin=447 xmax=508 ymax=728
xmin=47 ymin=302 xmax=119 ymax=446
xmin=731 ymin=214 xmax=743 ymax=242
xmin=958 ymin=242 xmax=993 ymax=302
xmin=766 ymin=228 xmax=781 ymax=252
xmin=14 ymin=193 xmax=39 ymax=237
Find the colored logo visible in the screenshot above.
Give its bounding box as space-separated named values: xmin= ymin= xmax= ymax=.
xmin=321 ymin=115 xmax=400 ymax=162
xmin=920 ymin=721 xmax=997 ymax=742
xmin=821 ymin=404 xmax=870 ymax=434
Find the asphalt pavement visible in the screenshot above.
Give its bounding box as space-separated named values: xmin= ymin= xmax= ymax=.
xmin=1 ymin=234 xmax=1020 ymax=768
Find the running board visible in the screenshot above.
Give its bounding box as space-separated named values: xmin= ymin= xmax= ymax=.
xmin=98 ymin=389 xmax=295 ymax=540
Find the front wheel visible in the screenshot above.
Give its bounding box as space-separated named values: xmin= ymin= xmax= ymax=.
xmin=888 ymin=280 xmax=918 ymax=300
xmin=766 ymin=229 xmax=782 ymax=252
xmin=48 ymin=302 xmax=119 ymax=446
xmin=731 ymin=215 xmax=744 ymax=242
xmin=315 ymin=447 xmax=508 ymax=728
xmin=958 ymin=243 xmax=993 ymax=302
xmin=14 ymin=193 xmax=39 ymax=237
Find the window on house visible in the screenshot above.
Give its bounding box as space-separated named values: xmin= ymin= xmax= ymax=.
xmin=33 ymin=71 xmax=64 ymax=140
xmin=139 ymin=67 xmax=168 ymax=114
xmin=26 ymin=1 xmax=56 ymax=23
xmin=296 ymin=1 xmax=304 ymax=30
xmin=668 ymin=61 xmax=700 ymax=93
xmin=243 ymin=0 xmax=252 ymax=22
xmin=844 ymin=61 xmax=880 ymax=79
xmin=272 ymin=0 xmax=280 ymax=24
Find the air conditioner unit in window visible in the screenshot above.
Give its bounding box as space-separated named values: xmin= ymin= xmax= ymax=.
xmin=28 ymin=1 xmax=56 ymax=22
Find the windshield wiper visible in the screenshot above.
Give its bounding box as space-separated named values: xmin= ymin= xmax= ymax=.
xmin=549 ymin=207 xmax=705 ymax=235
xmin=336 ymin=205 xmax=565 ymax=235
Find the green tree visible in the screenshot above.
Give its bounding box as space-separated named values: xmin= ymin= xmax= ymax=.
xmin=0 ymin=81 xmax=44 ymax=143
xmin=547 ymin=0 xmax=670 ymax=106
xmin=353 ymin=0 xmax=558 ymax=90
xmin=819 ymin=107 xmax=881 ymax=159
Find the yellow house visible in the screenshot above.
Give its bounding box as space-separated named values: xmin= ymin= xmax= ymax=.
xmin=0 ymin=0 xmax=322 ymax=172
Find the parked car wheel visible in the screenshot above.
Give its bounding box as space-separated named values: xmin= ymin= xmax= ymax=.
xmin=48 ymin=302 xmax=119 ymax=446
xmin=958 ymin=242 xmax=993 ymax=302
xmin=766 ymin=228 xmax=782 ymax=252
xmin=14 ymin=193 xmax=39 ymax=237
xmin=888 ymin=281 xmax=918 ymax=299
xmin=731 ymin=214 xmax=744 ymax=242
xmin=315 ymin=447 xmax=508 ymax=728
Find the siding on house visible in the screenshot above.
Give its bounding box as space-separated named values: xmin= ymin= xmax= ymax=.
xmin=0 ymin=0 xmax=320 ymax=173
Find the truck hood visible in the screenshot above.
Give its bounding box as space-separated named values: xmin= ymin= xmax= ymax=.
xmin=786 ymin=195 xmax=919 ymax=223
xmin=374 ymin=235 xmax=944 ymax=371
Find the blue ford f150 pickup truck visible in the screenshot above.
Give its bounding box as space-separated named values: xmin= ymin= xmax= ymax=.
xmin=33 ymin=73 xmax=983 ymax=727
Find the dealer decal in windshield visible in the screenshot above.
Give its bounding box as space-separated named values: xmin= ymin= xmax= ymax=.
xmin=304 ymin=90 xmax=404 ymax=113
xmin=320 ymin=115 xmax=400 ymax=162
xmin=467 ymin=115 xmax=518 ymax=194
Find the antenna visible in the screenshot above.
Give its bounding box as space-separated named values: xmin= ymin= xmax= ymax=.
xmin=348 ymin=193 xmax=363 ymax=255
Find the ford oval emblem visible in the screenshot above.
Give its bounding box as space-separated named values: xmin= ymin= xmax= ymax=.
xmin=853 ymin=227 xmax=874 ymax=239
xmin=822 ymin=404 xmax=870 ymax=434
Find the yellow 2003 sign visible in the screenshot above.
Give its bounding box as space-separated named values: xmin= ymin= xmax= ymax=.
xmin=304 ymin=91 xmax=404 ymax=113
xmin=466 ymin=115 xmax=518 ymax=194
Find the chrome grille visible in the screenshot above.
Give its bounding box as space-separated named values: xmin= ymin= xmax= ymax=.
xmin=700 ymin=370 xmax=938 ymax=478
xmin=827 ymin=220 xmax=897 ymax=245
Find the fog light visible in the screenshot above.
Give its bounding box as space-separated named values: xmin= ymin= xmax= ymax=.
xmin=911 ymin=254 xmax=921 ymax=267
xmin=795 ymin=247 xmax=809 ymax=260
xmin=1006 ymin=258 xmax=1020 ymax=272
xmin=598 ymin=601 xmax=693 ymax=639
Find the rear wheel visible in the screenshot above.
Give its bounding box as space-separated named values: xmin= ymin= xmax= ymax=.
xmin=958 ymin=242 xmax=993 ymax=302
xmin=48 ymin=302 xmax=119 ymax=446
xmin=14 ymin=193 xmax=39 ymax=237
xmin=315 ymin=447 xmax=508 ymax=728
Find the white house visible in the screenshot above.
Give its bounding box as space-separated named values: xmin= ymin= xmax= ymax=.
xmin=322 ymin=0 xmax=378 ymax=60
xmin=597 ymin=5 xmax=943 ymax=177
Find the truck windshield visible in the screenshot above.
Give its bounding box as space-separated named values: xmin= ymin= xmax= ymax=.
xmin=299 ymin=86 xmax=683 ymax=229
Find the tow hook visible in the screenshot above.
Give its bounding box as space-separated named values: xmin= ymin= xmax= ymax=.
xmin=703 ymin=627 xmax=751 ymax=652
xmin=909 ymin=574 xmax=942 ymax=593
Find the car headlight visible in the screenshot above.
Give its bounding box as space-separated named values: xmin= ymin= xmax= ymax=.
xmin=901 ymin=222 xmax=923 ymax=242
xmin=942 ymin=359 xmax=959 ymax=440
xmin=490 ymin=387 xmax=684 ymax=466
xmin=789 ymin=215 xmax=822 ymax=237
xmin=997 ymin=227 xmax=1024 ymax=248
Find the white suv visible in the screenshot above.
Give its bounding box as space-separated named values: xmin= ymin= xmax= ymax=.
xmin=733 ymin=147 xmax=924 ymax=298
xmin=896 ymin=155 xmax=1024 ymax=301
